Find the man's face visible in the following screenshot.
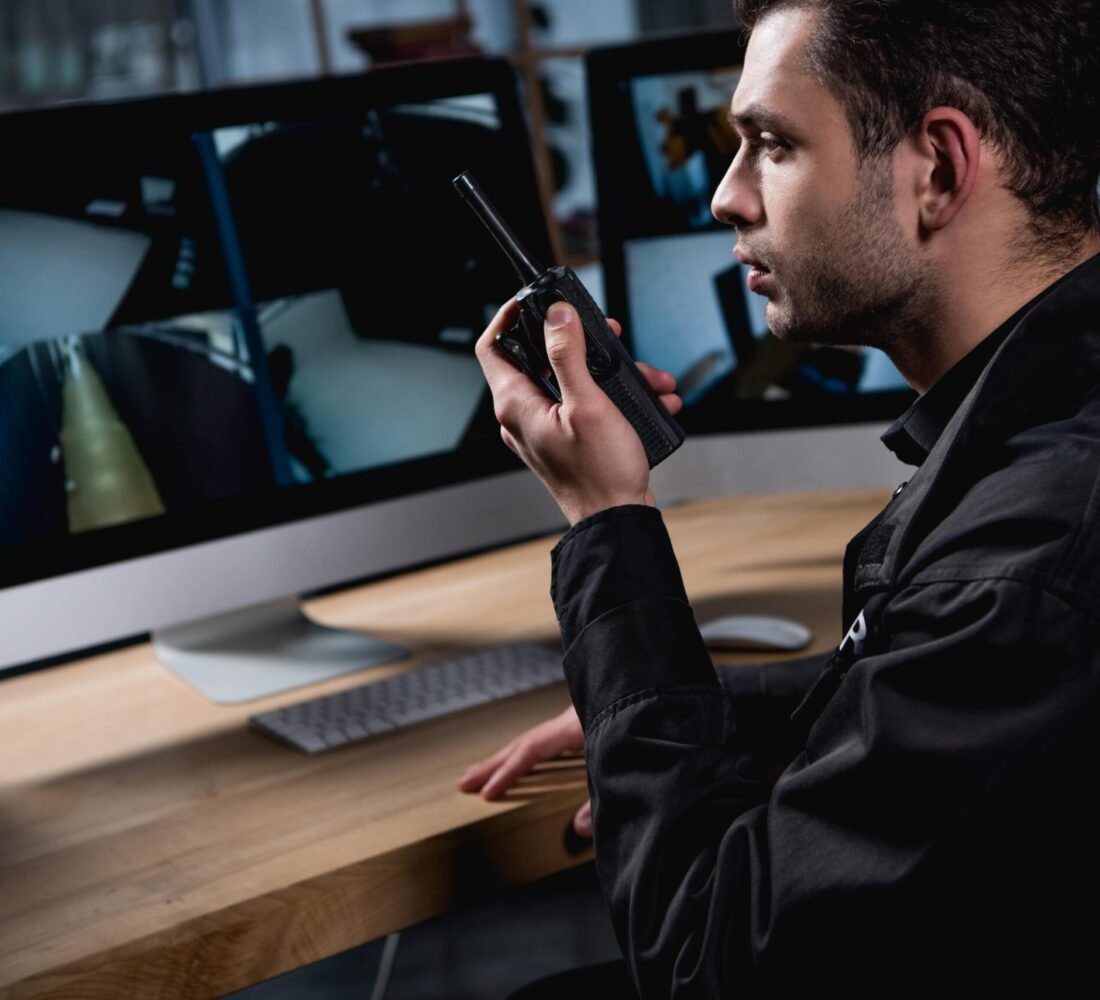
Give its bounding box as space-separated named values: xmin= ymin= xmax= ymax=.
xmin=712 ymin=8 xmax=932 ymax=349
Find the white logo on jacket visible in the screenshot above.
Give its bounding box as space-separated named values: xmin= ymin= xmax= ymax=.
xmin=840 ymin=611 xmax=868 ymax=658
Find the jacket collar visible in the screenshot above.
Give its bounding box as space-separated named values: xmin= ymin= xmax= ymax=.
xmin=881 ymin=314 xmax=1016 ymax=467
xmin=858 ymin=251 xmax=1100 ymax=592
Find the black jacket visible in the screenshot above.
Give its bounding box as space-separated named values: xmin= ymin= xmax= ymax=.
xmin=552 ymin=254 xmax=1100 ymax=997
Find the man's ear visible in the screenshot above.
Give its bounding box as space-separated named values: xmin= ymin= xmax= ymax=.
xmin=909 ymin=106 xmax=982 ymax=232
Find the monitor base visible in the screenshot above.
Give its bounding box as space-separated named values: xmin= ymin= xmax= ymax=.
xmin=152 ymin=597 xmax=409 ymax=704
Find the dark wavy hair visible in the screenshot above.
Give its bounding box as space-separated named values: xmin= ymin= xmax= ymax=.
xmin=734 ymin=0 xmax=1100 ymax=257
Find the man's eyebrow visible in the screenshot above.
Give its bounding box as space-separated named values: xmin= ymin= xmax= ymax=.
xmin=728 ymin=103 xmax=798 ymax=135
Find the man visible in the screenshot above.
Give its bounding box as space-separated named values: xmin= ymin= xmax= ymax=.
xmin=462 ymin=0 xmax=1100 ymax=994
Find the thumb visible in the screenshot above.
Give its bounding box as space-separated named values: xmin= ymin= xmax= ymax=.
xmin=573 ymin=799 xmax=593 ymax=839
xmin=544 ymin=302 xmax=597 ymax=401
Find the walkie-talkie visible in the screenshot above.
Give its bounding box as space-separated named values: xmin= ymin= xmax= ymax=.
xmin=453 ymin=171 xmax=685 ymax=468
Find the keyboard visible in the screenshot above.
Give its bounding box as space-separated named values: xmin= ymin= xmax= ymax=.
xmin=250 ymin=642 xmax=565 ymax=754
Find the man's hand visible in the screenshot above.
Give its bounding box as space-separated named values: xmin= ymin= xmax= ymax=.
xmin=457 ymin=705 xmax=593 ymax=838
xmin=475 ymin=300 xmax=682 ymax=525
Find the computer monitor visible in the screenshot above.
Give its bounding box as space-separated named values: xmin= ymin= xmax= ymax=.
xmin=0 ymin=58 xmax=564 ymax=700
xmin=587 ymin=29 xmax=915 ymax=434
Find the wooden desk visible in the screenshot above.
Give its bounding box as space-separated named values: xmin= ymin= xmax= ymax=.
xmin=0 ymin=488 xmax=887 ymax=999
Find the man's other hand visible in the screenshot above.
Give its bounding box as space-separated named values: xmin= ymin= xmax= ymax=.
xmin=457 ymin=705 xmax=592 ymax=838
xmin=475 ymin=300 xmax=682 ymax=526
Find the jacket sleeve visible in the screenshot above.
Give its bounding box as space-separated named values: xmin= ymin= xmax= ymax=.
xmin=553 ymin=505 xmax=1100 ymax=997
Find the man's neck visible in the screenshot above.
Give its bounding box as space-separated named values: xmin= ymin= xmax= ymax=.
xmin=891 ymin=235 xmax=1100 ymax=394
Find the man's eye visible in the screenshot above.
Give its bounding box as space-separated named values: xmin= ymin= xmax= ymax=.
xmin=742 ymin=133 xmax=787 ymax=160
xmin=759 ymin=133 xmax=786 ymax=155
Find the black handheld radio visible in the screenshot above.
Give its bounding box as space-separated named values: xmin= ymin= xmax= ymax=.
xmin=453 ymin=171 xmax=685 ymax=468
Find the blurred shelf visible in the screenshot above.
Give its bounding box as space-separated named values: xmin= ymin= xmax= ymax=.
xmin=346 ymin=13 xmax=480 ymax=65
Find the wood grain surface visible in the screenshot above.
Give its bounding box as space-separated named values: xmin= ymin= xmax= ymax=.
xmin=0 ymin=488 xmax=888 ymax=999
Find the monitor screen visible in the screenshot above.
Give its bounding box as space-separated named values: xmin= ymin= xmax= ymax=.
xmin=587 ymin=29 xmax=914 ymax=434
xmin=0 ymin=59 xmax=546 ymax=595
xmin=0 ymin=59 xmax=560 ymax=681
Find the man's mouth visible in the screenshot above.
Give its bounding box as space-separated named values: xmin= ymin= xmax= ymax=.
xmin=735 ymin=247 xmax=772 ymax=290
xmin=743 ymin=260 xmax=773 ymax=293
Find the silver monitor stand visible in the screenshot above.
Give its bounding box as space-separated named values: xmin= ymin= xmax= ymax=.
xmin=152 ymin=596 xmax=407 ymax=703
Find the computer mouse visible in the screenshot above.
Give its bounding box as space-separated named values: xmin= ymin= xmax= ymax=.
xmin=697 ymin=614 xmax=813 ymax=652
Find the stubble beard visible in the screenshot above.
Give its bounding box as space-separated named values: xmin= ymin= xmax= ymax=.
xmin=763 ymin=157 xmax=938 ymax=355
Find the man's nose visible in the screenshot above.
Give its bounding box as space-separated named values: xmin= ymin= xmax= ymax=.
xmin=711 ymin=152 xmax=762 ymax=229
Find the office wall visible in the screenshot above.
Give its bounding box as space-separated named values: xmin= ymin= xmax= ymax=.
xmin=203 ymin=0 xmax=525 ymax=81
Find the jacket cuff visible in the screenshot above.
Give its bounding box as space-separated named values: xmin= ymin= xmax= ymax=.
xmin=563 ymin=598 xmax=719 ymax=732
xmin=551 ymin=504 xmax=689 ymax=648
